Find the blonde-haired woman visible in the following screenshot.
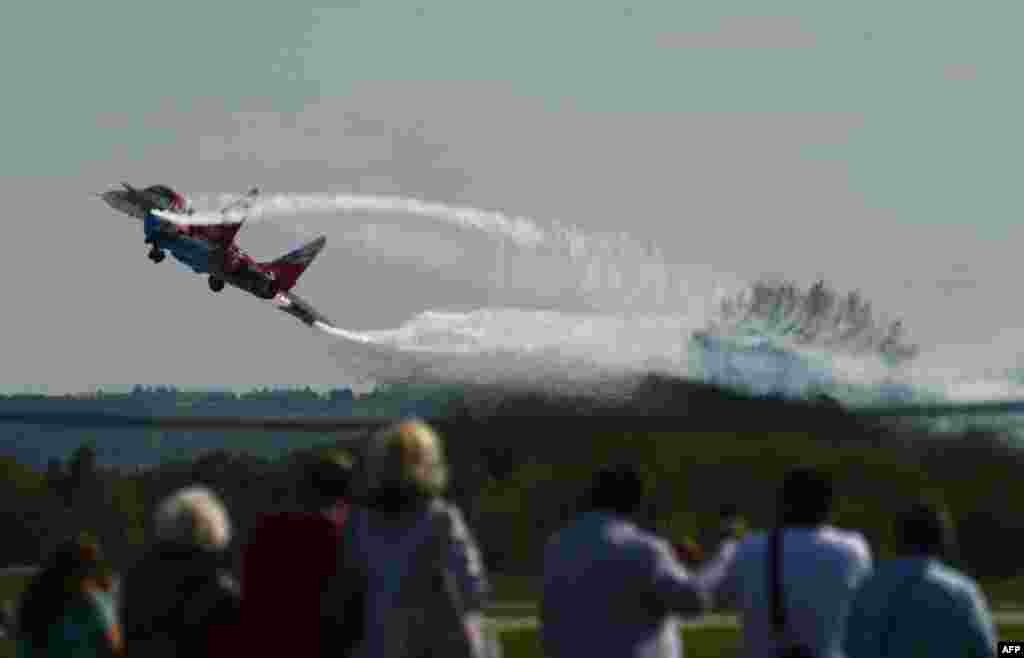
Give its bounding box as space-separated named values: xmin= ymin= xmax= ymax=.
xmin=120 ymin=485 xmax=240 ymax=657
xmin=344 ymin=419 xmax=498 ymax=658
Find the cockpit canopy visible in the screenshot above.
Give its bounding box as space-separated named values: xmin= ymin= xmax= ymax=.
xmin=144 ymin=185 xmax=188 ymax=212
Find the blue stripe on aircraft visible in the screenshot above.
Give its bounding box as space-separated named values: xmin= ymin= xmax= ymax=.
xmin=144 ymin=212 xmax=212 ymax=274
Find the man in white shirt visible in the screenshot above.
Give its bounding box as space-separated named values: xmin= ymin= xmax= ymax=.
xmin=698 ymin=468 xmax=872 ymax=658
xmin=541 ymin=465 xmax=708 ymax=658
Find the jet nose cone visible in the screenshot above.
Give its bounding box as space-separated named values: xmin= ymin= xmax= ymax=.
xmin=98 ymin=190 xmax=122 ymax=210
xmin=99 ymin=190 xmax=144 ymax=218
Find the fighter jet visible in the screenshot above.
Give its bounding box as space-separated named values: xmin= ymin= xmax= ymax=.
xmin=99 ymin=183 xmax=331 ymax=327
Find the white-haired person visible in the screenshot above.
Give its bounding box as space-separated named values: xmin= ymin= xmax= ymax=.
xmin=119 ymin=485 xmax=241 ymax=657
xmin=342 ymin=418 xmax=497 ymax=658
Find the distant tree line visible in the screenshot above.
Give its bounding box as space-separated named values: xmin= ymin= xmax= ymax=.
xmin=0 ymin=377 xmax=1021 ymax=590
xmin=0 ymin=384 xmax=463 ymax=468
xmin=0 ymin=383 xmax=462 ymax=412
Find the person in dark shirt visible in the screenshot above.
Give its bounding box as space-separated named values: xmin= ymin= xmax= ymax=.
xmin=845 ymin=501 xmax=996 ymax=658
xmin=239 ymin=447 xmax=358 ymax=658
xmin=120 ymin=486 xmax=240 ymax=658
xmin=17 ymin=533 xmax=123 ymax=657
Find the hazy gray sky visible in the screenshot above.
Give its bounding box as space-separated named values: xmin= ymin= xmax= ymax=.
xmin=1 ymin=0 xmax=1022 ymax=392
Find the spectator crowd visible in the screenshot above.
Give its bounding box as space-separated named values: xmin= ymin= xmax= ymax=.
xmin=7 ymin=418 xmax=999 ymax=657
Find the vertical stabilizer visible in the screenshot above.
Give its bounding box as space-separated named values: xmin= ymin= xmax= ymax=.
xmin=261 ymin=236 xmax=326 ymax=292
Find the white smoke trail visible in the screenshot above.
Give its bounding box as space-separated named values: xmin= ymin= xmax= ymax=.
xmin=220 ymin=191 xmax=982 ymax=405
xmin=311 ymin=309 xmax=701 ymax=394
xmin=244 ymin=193 xmax=1024 ymax=417
xmin=199 ymin=193 xmax=547 ymax=247
xmin=308 ymin=307 xmax=901 ymax=402
xmin=309 ymin=306 xmax=1024 ymax=416
xmin=192 ymin=191 xmax=745 ymax=315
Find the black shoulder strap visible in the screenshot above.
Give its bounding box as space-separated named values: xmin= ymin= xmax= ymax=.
xmin=769 ymin=526 xmax=786 ymax=634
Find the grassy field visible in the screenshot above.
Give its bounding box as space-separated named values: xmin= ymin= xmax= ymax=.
xmin=499 ymin=624 xmax=1024 ymax=657
xmin=496 ymin=573 xmax=1024 ymax=609
xmin=493 ymin=573 xmax=1024 ymax=609
xmin=0 ymin=575 xmax=25 ymax=610
xmin=2 ymin=622 xmax=1021 ymax=658
xmin=983 ymin=575 xmax=1024 ymax=608
xmin=1 ymin=570 xmax=1021 ymax=657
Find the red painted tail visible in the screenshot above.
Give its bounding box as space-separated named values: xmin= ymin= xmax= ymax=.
xmin=262 ymin=236 xmax=326 ymax=292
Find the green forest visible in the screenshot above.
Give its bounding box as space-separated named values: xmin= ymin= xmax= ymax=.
xmin=0 ymin=377 xmax=1022 ymax=598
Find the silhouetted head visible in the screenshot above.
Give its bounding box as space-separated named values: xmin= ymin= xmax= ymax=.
xmin=18 ymin=532 xmax=112 ymax=650
xmin=777 ymin=467 xmax=833 ymax=527
xmin=297 ymin=447 xmax=354 ymax=511
xmin=587 ymin=464 xmax=647 ymax=518
xmin=48 ymin=533 xmax=111 ymax=588
xmin=362 ymin=419 xmax=448 ymax=512
xmin=717 ymin=503 xmax=749 ymax=541
xmin=898 ymin=500 xmax=953 ymax=558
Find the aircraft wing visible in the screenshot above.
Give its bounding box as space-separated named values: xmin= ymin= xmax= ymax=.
xmin=151 ymin=208 xmax=243 ymax=245
xmin=193 ymin=222 xmax=244 ymax=246
xmin=204 ymin=188 xmax=259 ymax=245
xmin=219 ymin=187 xmax=260 ymax=218
xmin=271 ymin=291 xmax=332 ymax=327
